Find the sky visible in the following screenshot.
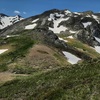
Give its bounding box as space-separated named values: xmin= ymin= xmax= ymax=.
xmin=0 ymin=0 xmax=100 ymax=18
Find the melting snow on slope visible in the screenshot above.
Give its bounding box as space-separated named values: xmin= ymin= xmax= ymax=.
xmin=32 ymin=18 xmax=39 ymax=23
xmin=48 ymin=13 xmax=64 ymax=21
xmin=48 ymin=13 xmax=69 ymax=33
xmin=94 ymin=46 xmax=100 ymax=53
xmin=83 ymin=22 xmax=92 ymax=28
xmin=94 ymin=36 xmax=100 ymax=43
xmin=82 ymin=22 xmax=92 ymax=28
xmin=69 ymin=30 xmax=76 ymax=34
xmin=0 ymin=49 xmax=8 ymax=54
xmin=86 ymin=15 xmax=91 ymax=17
xmin=59 ymin=37 xmax=68 ymax=42
xmin=0 ymin=16 xmax=23 ymax=29
xmin=64 ymin=10 xmax=71 ymax=15
xmin=49 ymin=25 xmax=67 ymax=33
xmin=74 ymin=12 xmax=81 ymax=15
xmin=6 ymin=35 xmax=19 ymax=38
xmin=92 ymin=14 xmax=99 ymax=23
xmin=62 ymin=51 xmax=81 ymax=64
xmin=49 ymin=18 xmax=69 ymax=33
xmin=67 ymin=36 xmax=74 ymax=39
xmin=25 ymin=23 xmax=37 ymax=29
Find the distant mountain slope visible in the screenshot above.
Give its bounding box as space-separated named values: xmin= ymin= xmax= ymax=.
xmin=0 ymin=9 xmax=100 ymax=47
xmin=0 ymin=13 xmax=23 ymax=29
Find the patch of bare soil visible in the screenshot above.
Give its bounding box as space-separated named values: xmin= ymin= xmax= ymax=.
xmin=0 ymin=72 xmax=28 ymax=84
xmin=0 ymin=72 xmax=14 ymax=83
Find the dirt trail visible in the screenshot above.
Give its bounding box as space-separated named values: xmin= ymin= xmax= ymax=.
xmin=0 ymin=72 xmax=14 ymax=83
xmin=0 ymin=72 xmax=28 ymax=84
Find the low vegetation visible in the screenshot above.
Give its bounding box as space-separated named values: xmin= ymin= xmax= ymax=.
xmin=0 ymin=59 xmax=100 ymax=99
xmin=0 ymin=35 xmax=34 ymax=71
xmin=0 ymin=32 xmax=100 ymax=100
xmin=58 ymin=35 xmax=100 ymax=58
xmin=67 ymin=38 xmax=100 ymax=58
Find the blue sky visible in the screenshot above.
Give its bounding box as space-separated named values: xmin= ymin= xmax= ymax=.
xmin=0 ymin=0 xmax=100 ymax=18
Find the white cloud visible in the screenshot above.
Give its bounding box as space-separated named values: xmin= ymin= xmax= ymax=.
xmin=14 ymin=10 xmax=21 ymax=14
xmin=23 ymin=12 xmax=27 ymax=14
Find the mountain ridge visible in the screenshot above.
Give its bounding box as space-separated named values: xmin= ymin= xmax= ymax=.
xmin=0 ymin=9 xmax=100 ymax=46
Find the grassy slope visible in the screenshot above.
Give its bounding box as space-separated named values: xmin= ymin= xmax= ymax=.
xmin=67 ymin=38 xmax=100 ymax=58
xmin=0 ymin=35 xmax=34 ymax=71
xmin=11 ymin=44 xmax=69 ymax=74
xmin=0 ymin=59 xmax=100 ymax=100
xmin=0 ymin=33 xmax=100 ymax=100
xmin=58 ymin=34 xmax=100 ymax=58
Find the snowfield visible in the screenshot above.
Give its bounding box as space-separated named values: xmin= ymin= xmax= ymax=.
xmin=92 ymin=14 xmax=99 ymax=23
xmin=0 ymin=15 xmax=23 ymax=29
xmin=69 ymin=30 xmax=76 ymax=34
xmin=48 ymin=13 xmax=69 ymax=33
xmin=0 ymin=49 xmax=8 ymax=54
xmin=94 ymin=36 xmax=100 ymax=43
xmin=67 ymin=36 xmax=74 ymax=39
xmin=6 ymin=35 xmax=19 ymax=38
xmin=82 ymin=22 xmax=92 ymax=28
xmin=59 ymin=37 xmax=68 ymax=42
xmin=25 ymin=23 xmax=37 ymax=29
xmin=32 ymin=18 xmax=39 ymax=23
xmin=65 ymin=10 xmax=71 ymax=15
xmin=62 ymin=51 xmax=81 ymax=64
xmin=94 ymin=46 xmax=100 ymax=53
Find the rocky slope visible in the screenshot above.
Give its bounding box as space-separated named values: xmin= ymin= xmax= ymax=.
xmin=0 ymin=9 xmax=100 ymax=47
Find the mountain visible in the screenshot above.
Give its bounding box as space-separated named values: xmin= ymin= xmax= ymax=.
xmin=0 ymin=9 xmax=100 ymax=56
xmin=0 ymin=9 xmax=100 ymax=99
xmin=0 ymin=13 xmax=23 ymax=29
xmin=1 ymin=9 xmax=100 ymax=46
xmin=0 ymin=9 xmax=100 ymax=64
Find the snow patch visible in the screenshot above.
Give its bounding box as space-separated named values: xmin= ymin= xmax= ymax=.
xmin=94 ymin=46 xmax=100 ymax=53
xmin=55 ymin=13 xmax=64 ymax=17
xmin=48 ymin=13 xmax=64 ymax=21
xmin=0 ymin=49 xmax=8 ymax=54
xmin=92 ymin=14 xmax=99 ymax=23
xmin=94 ymin=36 xmax=100 ymax=43
xmin=74 ymin=12 xmax=81 ymax=15
xmin=0 ymin=15 xmax=23 ymax=29
xmin=49 ymin=17 xmax=69 ymax=33
xmin=86 ymin=15 xmax=91 ymax=17
xmin=25 ymin=23 xmax=37 ymax=29
xmin=69 ymin=30 xmax=76 ymax=33
xmin=6 ymin=35 xmax=19 ymax=38
xmin=59 ymin=37 xmax=68 ymax=42
xmin=49 ymin=26 xmax=67 ymax=33
xmin=65 ymin=10 xmax=71 ymax=15
xmin=82 ymin=22 xmax=92 ymax=28
xmin=67 ymin=36 xmax=74 ymax=39
xmin=32 ymin=18 xmax=39 ymax=23
xmin=92 ymin=14 xmax=98 ymax=19
xmin=62 ymin=51 xmax=81 ymax=64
